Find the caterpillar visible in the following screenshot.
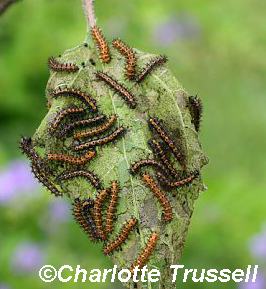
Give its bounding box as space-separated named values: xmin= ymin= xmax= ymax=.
xmin=187 ymin=95 xmax=203 ymax=132
xmin=148 ymin=117 xmax=181 ymax=160
xmin=19 ymin=136 xmax=51 ymax=175
xmin=105 ymin=181 xmax=119 ymax=234
xmin=30 ymin=162 xmax=62 ymax=197
xmin=141 ymin=172 xmax=172 ymax=222
xmin=93 ymin=189 xmax=109 ymax=241
xmin=103 ymin=218 xmax=138 ymax=255
xmin=47 ymin=150 xmax=96 ymax=165
xmin=148 ymin=139 xmax=181 ymax=179
xmin=91 ymin=25 xmax=111 ymax=64
xmin=19 ymin=136 xmax=40 ymax=162
xmin=73 ymin=198 xmax=100 ymax=243
xmin=51 ymin=86 xmax=98 ymax=111
xmin=136 ymin=55 xmax=168 ymax=84
xmin=130 ymin=231 xmax=158 ymax=276
xmin=112 ymin=39 xmax=136 ymax=80
xmin=57 ymin=170 xmax=102 ymax=190
xmin=96 ymin=71 xmax=137 ymax=109
xmin=129 ymin=159 xmax=169 ymax=176
xmin=73 ymin=115 xmax=117 ymax=140
xmin=55 ymin=115 xmax=106 ymax=138
xmin=72 ymin=126 xmax=126 ymax=151
xmin=48 ymin=57 xmax=79 ymax=73
xmin=50 ymin=107 xmax=85 ymax=134
xmin=157 ymin=170 xmax=199 ymax=189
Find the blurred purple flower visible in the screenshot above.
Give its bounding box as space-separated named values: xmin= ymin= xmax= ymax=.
xmin=11 ymin=242 xmax=45 ymax=273
xmin=0 ymin=159 xmax=39 ymax=204
xmin=239 ymin=270 xmax=266 ymax=289
xmin=249 ymin=224 xmax=266 ymax=260
xmin=153 ymin=14 xmax=200 ymax=46
xmin=0 ymin=285 xmax=12 ymax=289
xmin=49 ymin=199 xmax=71 ymax=223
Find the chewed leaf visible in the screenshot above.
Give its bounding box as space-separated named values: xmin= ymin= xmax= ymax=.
xmin=28 ymin=38 xmax=208 ymax=289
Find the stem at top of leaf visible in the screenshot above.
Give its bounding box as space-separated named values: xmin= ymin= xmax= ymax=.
xmin=82 ymin=0 xmax=96 ymax=34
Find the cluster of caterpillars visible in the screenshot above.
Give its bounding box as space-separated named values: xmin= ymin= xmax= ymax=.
xmin=130 ymin=117 xmax=199 ymax=223
xmin=20 ymin=25 xmax=204 ymax=278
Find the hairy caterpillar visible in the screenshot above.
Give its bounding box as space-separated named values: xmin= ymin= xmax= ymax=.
xmin=91 ymin=25 xmax=111 ymax=63
xmin=57 ymin=170 xmax=102 ymax=190
xmin=72 ymin=126 xmax=126 ymax=151
xmin=130 ymin=231 xmax=158 ymax=276
xmin=55 ymin=115 xmax=106 ymax=138
xmin=103 ymin=218 xmax=138 ymax=255
xmin=148 ymin=139 xmax=181 ymax=179
xmin=105 ymin=181 xmax=119 ymax=234
xmin=157 ymin=170 xmax=199 ymax=189
xmin=30 ymin=162 xmax=62 ymax=197
xmin=73 ymin=115 xmax=117 ymax=140
xmin=129 ymin=159 xmax=169 ymax=176
xmin=50 ymin=107 xmax=85 ymax=134
xmin=47 ymin=150 xmax=96 ymax=165
xmin=141 ymin=172 xmax=172 ymax=222
xmin=112 ymin=39 xmax=136 ymax=80
xmin=93 ymin=189 xmax=109 ymax=241
xmin=96 ymin=71 xmax=137 ymax=109
xmin=187 ymin=95 xmax=203 ymax=132
xmin=136 ymin=55 xmax=167 ymax=84
xmin=19 ymin=136 xmax=51 ymax=175
xmin=48 ymin=57 xmax=79 ymax=72
xmin=51 ymin=86 xmax=98 ymax=111
xmin=73 ymin=198 xmax=100 ymax=243
xmin=148 ymin=117 xmax=181 ymax=160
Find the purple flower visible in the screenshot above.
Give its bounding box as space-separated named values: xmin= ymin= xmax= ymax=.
xmin=0 ymin=285 xmax=12 ymax=289
xmin=239 ymin=270 xmax=266 ymax=289
xmin=153 ymin=14 xmax=200 ymax=46
xmin=0 ymin=159 xmax=39 ymax=204
xmin=11 ymin=242 xmax=45 ymax=273
xmin=48 ymin=199 xmax=71 ymax=223
xmin=249 ymin=224 xmax=266 ymax=260
xmin=39 ymin=199 xmax=71 ymax=233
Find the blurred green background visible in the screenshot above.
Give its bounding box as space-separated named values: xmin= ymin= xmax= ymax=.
xmin=1 ymin=0 xmax=265 ymax=288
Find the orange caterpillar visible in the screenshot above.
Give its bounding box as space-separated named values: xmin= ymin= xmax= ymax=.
xmin=157 ymin=170 xmax=199 ymax=189
xmin=73 ymin=199 xmax=100 ymax=243
xmin=93 ymin=189 xmax=109 ymax=240
xmin=47 ymin=150 xmax=96 ymax=165
xmin=19 ymin=136 xmax=50 ymax=175
xmin=30 ymin=162 xmax=62 ymax=197
xmin=91 ymin=26 xmax=111 ymax=63
xmin=57 ymin=170 xmax=102 ymax=190
xmin=136 ymin=55 xmax=167 ymax=84
xmin=130 ymin=232 xmax=158 ymax=276
xmin=105 ymin=181 xmax=119 ymax=234
xmin=56 ymin=115 xmax=106 ymax=138
xmin=48 ymin=57 xmax=79 ymax=73
xmin=112 ymin=39 xmax=136 ymax=80
xmin=148 ymin=139 xmax=181 ymax=179
xmin=50 ymin=107 xmax=85 ymax=134
xmin=73 ymin=115 xmax=117 ymax=140
xmin=148 ymin=117 xmax=181 ymax=160
xmin=72 ymin=126 xmax=126 ymax=151
xmin=52 ymin=86 xmax=98 ymax=111
xmin=96 ymin=71 xmax=137 ymax=109
xmin=141 ymin=172 xmax=172 ymax=222
xmin=103 ymin=218 xmax=137 ymax=255
xmin=129 ymin=159 xmax=169 ymax=176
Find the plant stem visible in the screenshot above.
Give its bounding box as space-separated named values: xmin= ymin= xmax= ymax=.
xmin=82 ymin=0 xmax=96 ymax=34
